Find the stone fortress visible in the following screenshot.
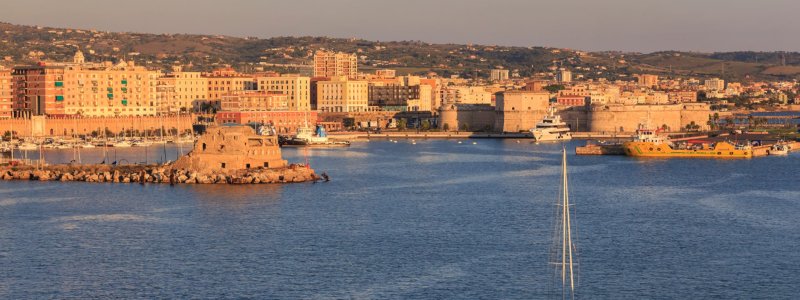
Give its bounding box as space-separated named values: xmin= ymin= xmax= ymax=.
xmin=172 ymin=125 xmax=287 ymax=174
xmin=439 ymin=90 xmax=712 ymax=133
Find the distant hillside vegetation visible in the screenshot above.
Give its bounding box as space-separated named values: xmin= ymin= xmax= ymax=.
xmin=1 ymin=22 xmax=798 ymax=81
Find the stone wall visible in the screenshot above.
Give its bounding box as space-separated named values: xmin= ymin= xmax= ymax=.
xmin=0 ymin=115 xmax=195 ymax=137
xmin=438 ymin=104 xmax=495 ymax=131
xmin=584 ymin=103 xmax=711 ymax=132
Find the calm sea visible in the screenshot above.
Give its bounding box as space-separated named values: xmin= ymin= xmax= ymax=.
xmin=1 ymin=140 xmax=798 ymax=299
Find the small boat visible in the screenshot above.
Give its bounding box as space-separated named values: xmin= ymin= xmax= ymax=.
xmin=80 ymin=143 xmax=96 ymax=149
xmin=17 ymin=142 xmax=38 ymax=151
xmin=282 ymin=124 xmax=350 ymax=147
xmin=768 ymin=143 xmax=790 ymax=156
xmin=55 ymin=144 xmax=73 ymax=149
xmin=112 ymin=141 xmax=133 ymax=148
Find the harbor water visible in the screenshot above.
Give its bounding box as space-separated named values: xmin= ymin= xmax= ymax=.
xmin=1 ymin=140 xmax=799 ymax=298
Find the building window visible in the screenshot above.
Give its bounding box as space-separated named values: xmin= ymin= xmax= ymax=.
xmin=221 ymin=163 xmax=226 ymax=169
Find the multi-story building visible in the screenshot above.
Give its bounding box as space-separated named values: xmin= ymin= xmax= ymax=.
xmin=205 ymin=67 xmax=254 ymax=103
xmin=704 ymin=78 xmax=725 ymax=91
xmin=0 ymin=68 xmax=11 ymax=119
xmin=440 ymin=86 xmax=492 ymax=105
xmin=368 ymin=85 xmax=420 ymax=111
xmin=420 ymin=78 xmax=441 ymax=111
xmin=157 ymin=69 xmax=208 ymax=113
xmin=13 ymin=52 xmax=160 ymax=117
xmin=556 ymin=69 xmax=572 ymax=83
xmin=375 ymin=69 xmax=396 ymax=78
xmin=220 ymin=90 xmax=288 ymax=112
xmin=316 ymin=76 xmax=369 ymax=112
xmin=667 ymin=91 xmax=697 ymax=103
xmin=490 ymin=69 xmax=510 ymax=81
xmin=256 ymin=75 xmax=311 ymax=111
xmin=313 ymin=50 xmax=357 ymax=78
xmin=637 ymin=74 xmax=658 ymax=87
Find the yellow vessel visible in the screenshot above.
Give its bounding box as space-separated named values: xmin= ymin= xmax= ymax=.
xmin=622 ymin=126 xmax=753 ymax=159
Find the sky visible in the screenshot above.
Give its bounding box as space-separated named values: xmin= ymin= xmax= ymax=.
xmin=1 ymin=0 xmax=799 ymax=53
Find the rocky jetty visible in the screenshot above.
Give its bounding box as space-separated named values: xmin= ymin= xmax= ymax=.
xmin=0 ymin=164 xmax=319 ymax=184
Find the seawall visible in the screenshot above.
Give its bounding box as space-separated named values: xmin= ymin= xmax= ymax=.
xmin=0 ymin=164 xmax=318 ymax=184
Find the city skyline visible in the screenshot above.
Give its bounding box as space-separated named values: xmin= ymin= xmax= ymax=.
xmin=2 ymin=0 xmax=799 ymax=53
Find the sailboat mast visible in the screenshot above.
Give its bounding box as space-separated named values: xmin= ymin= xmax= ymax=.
xmin=559 ymin=147 xmax=576 ymax=299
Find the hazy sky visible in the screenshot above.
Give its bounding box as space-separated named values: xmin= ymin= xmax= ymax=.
xmin=2 ymin=0 xmax=799 ymax=53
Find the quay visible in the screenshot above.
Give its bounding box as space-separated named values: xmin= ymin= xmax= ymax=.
xmin=328 ymin=131 xmax=634 ymax=140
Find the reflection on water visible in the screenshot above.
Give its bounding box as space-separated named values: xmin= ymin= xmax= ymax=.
xmin=1 ymin=139 xmax=799 ymax=299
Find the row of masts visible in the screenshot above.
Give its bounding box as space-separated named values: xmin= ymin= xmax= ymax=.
xmin=4 ymin=113 xmax=195 ymax=167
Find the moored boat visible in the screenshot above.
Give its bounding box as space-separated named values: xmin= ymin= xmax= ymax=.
xmin=530 ymin=106 xmax=572 ymax=142
xmin=623 ymin=124 xmax=752 ymax=158
xmin=768 ymin=143 xmax=790 ymax=156
xmin=282 ymin=124 xmax=350 ymax=147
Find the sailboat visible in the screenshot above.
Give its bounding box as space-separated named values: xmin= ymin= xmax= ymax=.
xmin=549 ymin=146 xmax=578 ymax=299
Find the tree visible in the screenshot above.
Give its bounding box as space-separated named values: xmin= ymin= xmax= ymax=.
xmin=442 ymin=123 xmax=450 ymax=131
xmin=543 ymin=84 xmax=566 ymax=93
xmin=396 ymin=119 xmax=407 ymax=130
xmin=420 ymin=120 xmax=431 ymax=131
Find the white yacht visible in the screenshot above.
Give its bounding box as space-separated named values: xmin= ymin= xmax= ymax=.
xmin=530 ymin=106 xmax=572 ymax=142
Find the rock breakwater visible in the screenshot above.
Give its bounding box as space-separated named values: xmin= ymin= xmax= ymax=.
xmin=0 ymin=164 xmax=318 ymax=184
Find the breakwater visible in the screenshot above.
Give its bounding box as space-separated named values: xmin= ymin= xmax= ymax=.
xmin=0 ymin=164 xmax=318 ymax=184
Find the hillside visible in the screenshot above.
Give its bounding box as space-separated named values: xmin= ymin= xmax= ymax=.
xmin=1 ymin=22 xmax=799 ymax=82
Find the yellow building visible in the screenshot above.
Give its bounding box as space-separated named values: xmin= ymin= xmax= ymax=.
xmin=205 ymin=67 xmax=254 ymax=102
xmin=14 ymin=57 xmax=160 ymax=117
xmin=157 ymin=69 xmax=208 ymax=113
xmin=256 ymin=75 xmax=311 ymax=111
xmin=220 ymin=91 xmax=288 ymax=112
xmin=637 ymin=74 xmax=658 ymax=87
xmin=316 ymin=76 xmax=369 ymax=112
xmin=313 ymin=50 xmax=357 ymax=78
xmin=440 ymin=86 xmax=492 ymax=105
xmin=0 ymin=68 xmax=11 ymax=119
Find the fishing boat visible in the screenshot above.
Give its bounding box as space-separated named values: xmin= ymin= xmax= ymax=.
xmin=530 ymin=106 xmax=572 ymax=142
xmin=768 ymin=143 xmax=790 ymax=156
xmin=549 ymin=147 xmax=578 ymax=299
xmin=622 ymin=124 xmax=752 ymax=158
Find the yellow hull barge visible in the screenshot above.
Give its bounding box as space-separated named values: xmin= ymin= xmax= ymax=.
xmin=623 ymin=141 xmax=752 ymax=158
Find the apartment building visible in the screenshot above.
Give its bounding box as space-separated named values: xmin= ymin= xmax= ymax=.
xmin=0 ymin=68 xmax=11 ymax=119
xmin=313 ymin=50 xmax=357 ymax=78
xmin=256 ymin=75 xmax=311 ymax=111
xmin=316 ymin=76 xmax=369 ymax=112
xmin=13 ymin=55 xmax=160 ymax=117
